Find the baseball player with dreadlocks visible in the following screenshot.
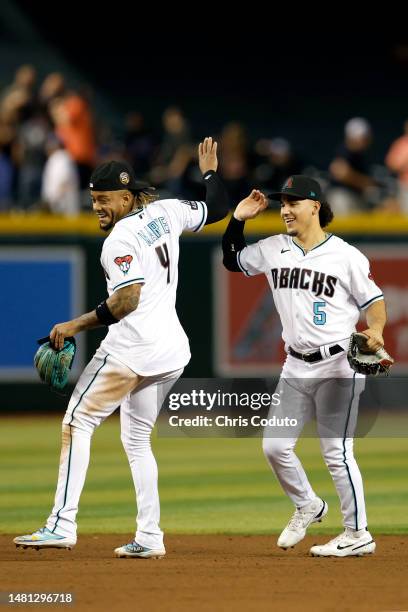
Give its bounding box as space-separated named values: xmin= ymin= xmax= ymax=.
xmin=14 ymin=137 xmax=229 ymax=559
xmin=222 ymin=175 xmax=389 ymax=557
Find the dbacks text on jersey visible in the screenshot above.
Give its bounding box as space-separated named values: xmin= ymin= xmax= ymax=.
xmin=270 ymin=267 xmax=338 ymax=298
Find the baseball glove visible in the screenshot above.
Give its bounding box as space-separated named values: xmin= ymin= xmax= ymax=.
xmin=34 ymin=336 xmax=76 ymax=391
xmin=347 ymin=332 xmax=394 ymax=376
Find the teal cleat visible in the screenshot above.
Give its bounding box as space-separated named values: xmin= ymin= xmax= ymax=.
xmin=13 ymin=527 xmax=76 ymax=550
xmin=114 ymin=541 xmax=165 ymax=559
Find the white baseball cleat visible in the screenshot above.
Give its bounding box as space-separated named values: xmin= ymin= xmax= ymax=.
xmin=277 ymin=498 xmax=328 ymax=549
xmin=310 ymin=529 xmax=376 ymax=557
xmin=13 ymin=527 xmax=76 ymax=550
xmin=114 ymin=541 xmax=166 ymax=559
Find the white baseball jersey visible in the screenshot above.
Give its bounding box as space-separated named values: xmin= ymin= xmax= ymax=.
xmin=237 ymin=233 xmax=383 ymax=352
xmin=98 ymin=198 xmax=208 ymax=375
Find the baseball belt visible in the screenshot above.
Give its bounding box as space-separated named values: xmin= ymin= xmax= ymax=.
xmin=288 ymin=344 xmax=344 ymax=363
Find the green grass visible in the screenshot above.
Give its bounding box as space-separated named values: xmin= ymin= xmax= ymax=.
xmin=0 ymin=416 xmax=407 ymax=535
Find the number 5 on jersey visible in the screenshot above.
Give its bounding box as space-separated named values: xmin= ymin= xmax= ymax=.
xmin=313 ymin=301 xmax=326 ymax=325
xmin=155 ymin=243 xmax=170 ymax=284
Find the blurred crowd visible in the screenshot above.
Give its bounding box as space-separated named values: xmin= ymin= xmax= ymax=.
xmin=1 ymin=65 xmax=408 ymax=216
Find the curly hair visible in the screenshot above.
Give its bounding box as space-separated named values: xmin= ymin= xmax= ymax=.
xmin=319 ymin=200 xmax=334 ymax=228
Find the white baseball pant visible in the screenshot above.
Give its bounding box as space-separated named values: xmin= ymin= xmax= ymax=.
xmin=262 ymin=352 xmax=367 ymax=530
xmin=45 ymin=347 xmax=182 ymax=549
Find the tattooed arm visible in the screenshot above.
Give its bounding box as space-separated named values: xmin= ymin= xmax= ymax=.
xmin=107 ymin=283 xmax=141 ymax=320
xmin=49 ymin=284 xmax=142 ymax=349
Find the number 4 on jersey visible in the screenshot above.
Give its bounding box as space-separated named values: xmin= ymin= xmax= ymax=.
xmin=155 ymin=243 xmax=170 ymax=284
xmin=313 ymin=301 xmax=326 ymax=325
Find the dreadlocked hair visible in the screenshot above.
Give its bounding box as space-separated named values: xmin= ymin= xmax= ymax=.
xmin=133 ymin=189 xmax=159 ymax=207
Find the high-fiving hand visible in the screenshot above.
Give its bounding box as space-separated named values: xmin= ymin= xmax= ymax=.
xmin=234 ymin=189 xmax=268 ymax=221
xmin=199 ymin=136 xmax=218 ymax=175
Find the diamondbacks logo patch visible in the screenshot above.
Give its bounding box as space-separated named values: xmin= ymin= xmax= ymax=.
xmin=114 ymin=255 xmax=133 ymax=275
xmin=285 ymin=177 xmax=293 ymax=189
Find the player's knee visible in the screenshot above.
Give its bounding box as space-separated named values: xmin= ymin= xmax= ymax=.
xmin=63 ymin=411 xmax=98 ymax=435
xmin=121 ymin=418 xmax=152 ymax=444
xmin=121 ymin=436 xmax=152 ymax=461
xmin=262 ymin=436 xmax=290 ymax=463
xmin=322 ymin=447 xmax=346 ymax=472
xmin=121 ymin=428 xmax=151 ymax=455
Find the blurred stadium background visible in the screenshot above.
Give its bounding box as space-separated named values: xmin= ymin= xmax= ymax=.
xmin=0 ymin=4 xmax=407 ymax=534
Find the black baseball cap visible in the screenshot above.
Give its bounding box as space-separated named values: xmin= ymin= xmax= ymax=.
xmin=268 ymin=175 xmax=322 ymax=201
xmin=90 ymin=160 xmax=152 ymax=192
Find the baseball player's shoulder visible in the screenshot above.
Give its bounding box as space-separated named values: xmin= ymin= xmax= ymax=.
xmin=257 ymin=233 xmax=288 ymax=250
xmin=156 ymin=198 xmax=180 ymax=206
xmin=143 ymin=197 xmax=189 ymax=220
xmin=153 ymin=198 xmax=181 ymax=212
xmin=156 ymin=198 xmax=207 ymax=233
xmin=157 ymin=197 xmax=205 ymax=218
xmin=319 ymin=233 xmax=356 ymax=256
xmin=336 ymin=236 xmax=368 ymax=259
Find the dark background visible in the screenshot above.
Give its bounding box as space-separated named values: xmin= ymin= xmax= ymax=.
xmin=5 ymin=5 xmax=408 ymax=166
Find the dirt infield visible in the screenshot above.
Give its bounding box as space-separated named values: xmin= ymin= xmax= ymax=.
xmin=1 ymin=535 xmax=407 ymax=611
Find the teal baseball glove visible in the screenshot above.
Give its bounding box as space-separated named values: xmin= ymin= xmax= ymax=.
xmin=34 ymin=336 xmax=76 ymax=391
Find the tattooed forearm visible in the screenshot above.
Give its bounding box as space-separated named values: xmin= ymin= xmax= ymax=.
xmin=48 ymin=284 xmax=142 ymax=349
xmin=107 ymin=283 xmax=141 ymax=319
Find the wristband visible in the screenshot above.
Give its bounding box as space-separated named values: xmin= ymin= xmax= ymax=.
xmin=95 ymin=300 xmax=118 ymax=326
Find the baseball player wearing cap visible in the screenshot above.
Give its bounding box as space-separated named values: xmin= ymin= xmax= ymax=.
xmin=222 ymin=176 xmax=387 ymax=557
xmin=14 ymin=137 xmax=229 ymax=559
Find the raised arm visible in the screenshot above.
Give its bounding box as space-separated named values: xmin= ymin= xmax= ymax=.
xmin=222 ymin=189 xmax=268 ymax=271
xmin=50 ymin=283 xmax=142 ymax=350
xmin=198 ymin=136 xmax=230 ymax=224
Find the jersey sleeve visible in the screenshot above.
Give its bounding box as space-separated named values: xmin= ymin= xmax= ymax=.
xmin=236 ymin=242 xmax=267 ymax=277
xmin=177 ymin=199 xmax=208 ymax=232
xmin=349 ymin=248 xmax=383 ymax=309
xmin=101 ymin=237 xmax=145 ymax=293
xmin=161 ymin=198 xmax=208 ymax=234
